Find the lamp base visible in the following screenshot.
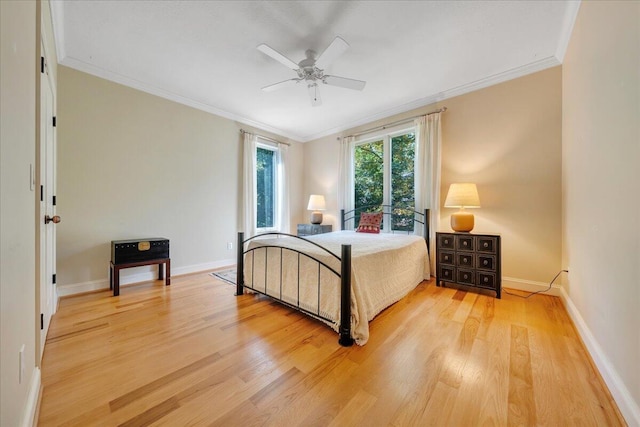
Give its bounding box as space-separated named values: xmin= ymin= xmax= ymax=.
xmin=310 ymin=212 xmax=323 ymax=224
xmin=451 ymin=211 xmax=474 ymax=232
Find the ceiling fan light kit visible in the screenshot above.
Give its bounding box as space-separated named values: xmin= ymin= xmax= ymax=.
xmin=258 ymin=36 xmax=366 ymax=106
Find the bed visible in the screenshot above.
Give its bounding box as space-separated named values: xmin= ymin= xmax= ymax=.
xmin=236 ymin=206 xmax=430 ymax=346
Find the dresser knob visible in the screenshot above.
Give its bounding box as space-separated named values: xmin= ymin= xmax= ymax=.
xmin=484 ymin=242 xmax=489 ymax=248
xmin=484 ymin=260 xmax=488 ymax=266
xmin=484 ymin=277 xmax=489 ymax=283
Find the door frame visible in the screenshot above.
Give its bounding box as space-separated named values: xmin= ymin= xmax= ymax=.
xmin=36 ymin=28 xmax=58 ymax=362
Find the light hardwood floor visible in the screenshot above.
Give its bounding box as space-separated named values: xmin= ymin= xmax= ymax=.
xmin=38 ymin=272 xmax=624 ymax=426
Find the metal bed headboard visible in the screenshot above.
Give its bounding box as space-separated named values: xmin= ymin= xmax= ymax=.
xmin=340 ymin=205 xmax=430 ymax=249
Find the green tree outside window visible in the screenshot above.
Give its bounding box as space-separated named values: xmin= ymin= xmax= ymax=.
xmin=354 ymin=132 xmax=415 ymax=231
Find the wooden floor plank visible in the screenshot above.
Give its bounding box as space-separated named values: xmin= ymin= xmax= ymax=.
xmin=37 ymin=273 xmax=625 ymax=426
xmin=327 ymin=389 xmax=377 ymax=427
xmin=508 ymin=324 xmax=537 ymax=425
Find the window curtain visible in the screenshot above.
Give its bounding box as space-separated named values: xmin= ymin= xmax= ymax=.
xmin=276 ymin=143 xmax=290 ymax=233
xmin=338 ymin=136 xmax=355 ymax=230
xmin=414 ymin=113 xmax=442 ymax=272
xmin=242 ymin=132 xmax=258 ymax=238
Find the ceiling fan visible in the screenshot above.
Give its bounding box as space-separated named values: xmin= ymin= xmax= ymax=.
xmin=257 ymin=36 xmax=366 ymax=107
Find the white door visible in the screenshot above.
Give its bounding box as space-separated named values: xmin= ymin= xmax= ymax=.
xmin=39 ymin=44 xmax=57 ymax=358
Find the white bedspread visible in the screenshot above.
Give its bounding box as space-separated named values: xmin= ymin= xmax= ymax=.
xmin=244 ymin=231 xmax=429 ymax=345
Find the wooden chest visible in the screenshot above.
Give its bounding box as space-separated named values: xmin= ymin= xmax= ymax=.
xmin=111 ymin=238 xmax=169 ymax=265
xmin=435 ymin=232 xmax=501 ymax=298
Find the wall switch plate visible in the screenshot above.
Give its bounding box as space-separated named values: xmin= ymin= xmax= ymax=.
xmin=227 ymin=242 xmax=233 ymax=250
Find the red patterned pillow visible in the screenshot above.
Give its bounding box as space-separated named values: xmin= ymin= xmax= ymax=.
xmin=356 ymin=212 xmax=383 ymax=233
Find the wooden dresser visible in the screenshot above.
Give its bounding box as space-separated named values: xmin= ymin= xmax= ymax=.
xmin=436 ymin=232 xmax=501 ymax=298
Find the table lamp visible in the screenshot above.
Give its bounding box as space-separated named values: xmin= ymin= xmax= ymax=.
xmin=444 ymin=183 xmax=480 ymax=232
xmin=307 ymin=195 xmax=326 ymax=224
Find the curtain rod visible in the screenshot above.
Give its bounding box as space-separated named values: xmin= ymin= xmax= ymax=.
xmin=339 ymin=107 xmax=447 ymax=140
xmin=240 ymin=129 xmax=290 ymax=146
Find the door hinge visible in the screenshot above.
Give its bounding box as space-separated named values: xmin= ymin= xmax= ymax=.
xmin=40 ymin=57 xmax=45 ymax=74
xmin=52 ymin=274 xmax=56 ymax=284
xmin=40 ymin=185 xmax=44 ymax=202
xmin=40 ymin=313 xmax=44 ymax=330
xmin=52 ymin=116 xmax=56 ymax=127
xmin=52 ymin=195 xmax=56 ymax=206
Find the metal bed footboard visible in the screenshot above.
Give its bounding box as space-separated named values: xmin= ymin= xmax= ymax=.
xmin=236 ymin=232 xmax=354 ymax=347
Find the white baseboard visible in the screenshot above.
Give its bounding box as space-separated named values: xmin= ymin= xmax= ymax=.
xmin=502 ymin=276 xmax=561 ymax=296
xmin=57 ymin=258 xmax=236 ymax=297
xmin=559 ymin=287 xmax=640 ymax=427
xmin=21 ymin=367 xmax=40 ymax=427
xmin=57 ymin=277 xmax=110 ymax=297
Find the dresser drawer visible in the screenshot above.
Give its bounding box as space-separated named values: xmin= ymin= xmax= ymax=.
xmin=476 ymin=254 xmax=496 ymax=271
xmin=477 ymin=236 xmax=498 ymax=254
xmin=457 ymin=269 xmax=475 ymax=285
xmin=438 ymin=251 xmax=455 ymax=265
xmin=457 ymin=253 xmax=474 ymax=268
xmin=476 ymin=272 xmax=497 ymax=290
xmin=438 ymin=266 xmax=455 ymax=282
xmin=438 ymin=233 xmax=455 ymax=250
xmin=456 ymin=235 xmax=475 ymax=252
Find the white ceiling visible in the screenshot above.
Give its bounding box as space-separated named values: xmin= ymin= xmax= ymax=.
xmin=51 ymin=1 xmax=579 ymax=142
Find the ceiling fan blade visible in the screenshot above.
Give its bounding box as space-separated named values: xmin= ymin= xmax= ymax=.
xmin=262 ymin=79 xmax=300 ymax=92
xmin=323 ymin=75 xmax=366 ymax=91
xmin=315 ymin=36 xmax=349 ymax=69
xmin=257 ymin=44 xmax=299 ymax=70
xmin=308 ymin=83 xmax=322 ymax=107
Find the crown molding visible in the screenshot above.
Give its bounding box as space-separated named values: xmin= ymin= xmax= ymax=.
xmin=555 ymin=1 xmax=581 ymax=63
xmin=51 ymin=0 xmax=302 ymax=142
xmin=49 ymin=1 xmax=573 ymax=145
xmin=58 ymin=56 xmax=305 ymax=142
xmin=59 ymin=54 xmax=558 ymax=145
xmin=301 ymin=55 xmax=561 ymax=142
xmin=49 ymin=0 xmax=66 ymax=63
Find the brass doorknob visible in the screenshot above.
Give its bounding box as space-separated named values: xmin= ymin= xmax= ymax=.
xmin=45 ymin=215 xmax=61 ymax=224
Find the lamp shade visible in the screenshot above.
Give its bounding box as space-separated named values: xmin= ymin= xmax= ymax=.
xmin=307 ymin=195 xmax=326 ymax=211
xmin=444 ymin=183 xmax=481 ymax=208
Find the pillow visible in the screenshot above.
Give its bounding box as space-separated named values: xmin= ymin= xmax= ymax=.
xmin=356 ymin=212 xmax=383 ymax=234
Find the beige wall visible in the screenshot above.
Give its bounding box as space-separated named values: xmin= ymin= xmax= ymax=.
xmin=304 ymin=67 xmax=562 ymax=286
xmin=1 ymin=1 xmax=38 ymax=425
xmin=562 ymin=1 xmax=640 ymax=424
xmin=57 ymin=66 xmax=303 ymax=293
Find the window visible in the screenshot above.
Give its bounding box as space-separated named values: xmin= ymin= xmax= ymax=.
xmin=243 ymin=132 xmax=290 ymax=237
xmin=354 ymin=130 xmax=415 ymax=231
xmin=256 ymin=143 xmax=277 ymax=230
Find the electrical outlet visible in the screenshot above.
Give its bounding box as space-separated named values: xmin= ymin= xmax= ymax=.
xmin=226 ymin=242 xmax=233 ymax=250
xmin=19 ymin=345 xmax=25 ymax=384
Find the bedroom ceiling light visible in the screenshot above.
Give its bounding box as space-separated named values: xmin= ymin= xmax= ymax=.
xmin=307 ymin=195 xmax=326 ymax=224
xmin=444 ymin=183 xmax=481 ymax=232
